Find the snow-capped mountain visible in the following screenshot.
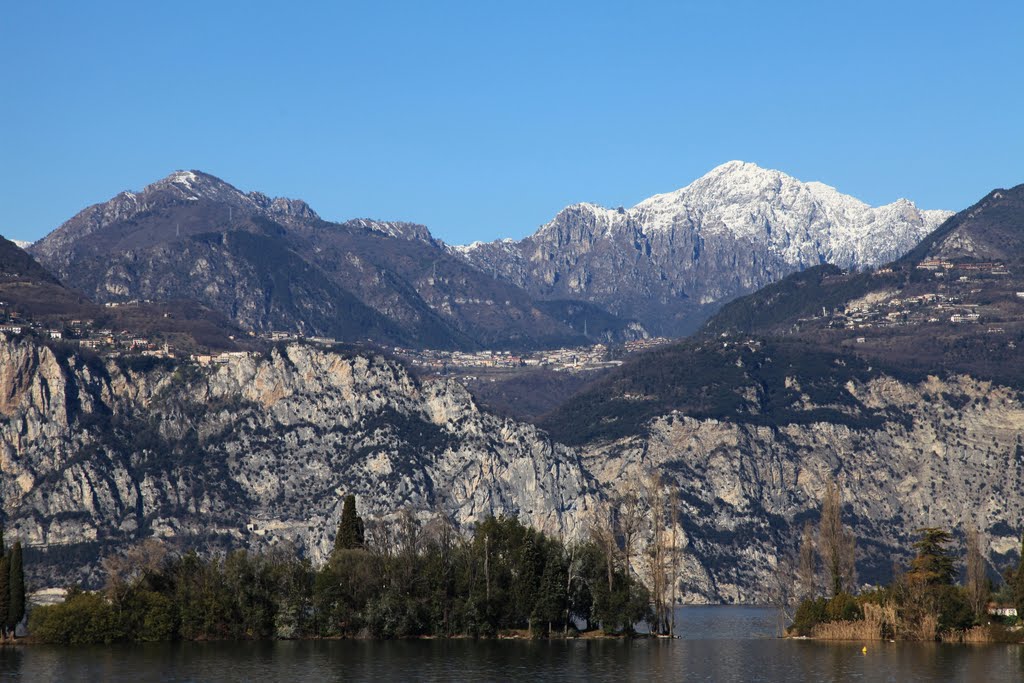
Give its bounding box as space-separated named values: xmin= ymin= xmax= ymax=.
xmin=456 ymin=161 xmax=952 ymax=335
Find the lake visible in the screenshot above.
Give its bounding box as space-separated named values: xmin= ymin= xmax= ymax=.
xmin=3 ymin=607 xmax=1023 ymax=682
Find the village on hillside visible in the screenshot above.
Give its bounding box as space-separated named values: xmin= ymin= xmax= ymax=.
xmin=795 ymin=260 xmax=1024 ymax=341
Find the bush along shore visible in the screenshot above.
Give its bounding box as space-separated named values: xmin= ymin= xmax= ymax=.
xmin=26 ymin=497 xmax=661 ymax=644
xmin=786 ymin=481 xmax=1024 ymax=644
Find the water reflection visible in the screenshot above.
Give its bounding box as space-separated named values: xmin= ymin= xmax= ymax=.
xmin=4 ymin=608 xmax=1023 ymax=682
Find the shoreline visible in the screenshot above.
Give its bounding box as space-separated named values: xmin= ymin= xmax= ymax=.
xmin=3 ymin=629 xmax=675 ymax=647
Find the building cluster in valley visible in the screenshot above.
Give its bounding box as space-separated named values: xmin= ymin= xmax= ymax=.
xmin=0 ymin=295 xmax=677 ymax=372
xmin=394 ymin=336 xmax=674 ymax=373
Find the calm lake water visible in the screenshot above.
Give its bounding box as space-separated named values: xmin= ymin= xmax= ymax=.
xmin=3 ymin=607 xmax=1023 ymax=682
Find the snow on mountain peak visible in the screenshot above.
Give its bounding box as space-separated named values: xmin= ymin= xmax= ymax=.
xmin=170 ymin=170 xmax=199 ymax=188
xmin=624 ymin=162 xmax=950 ymax=267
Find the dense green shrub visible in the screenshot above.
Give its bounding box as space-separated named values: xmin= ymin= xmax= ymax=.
xmin=826 ymin=592 xmax=862 ymax=622
xmin=791 ymin=597 xmax=828 ymax=636
xmin=28 ymin=589 xmax=121 ymax=644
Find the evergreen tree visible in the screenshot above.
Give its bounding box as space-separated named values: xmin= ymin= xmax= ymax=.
xmin=908 ymin=528 xmax=956 ymax=587
xmin=0 ymin=555 xmax=9 ymax=638
xmin=533 ymin=545 xmax=567 ymax=636
xmin=1011 ymin=534 xmax=1024 ymax=615
xmin=333 ymin=495 xmax=365 ymax=554
xmin=8 ymin=542 xmax=24 ymax=633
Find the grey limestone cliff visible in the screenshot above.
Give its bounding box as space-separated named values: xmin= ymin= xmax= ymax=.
xmin=3 ymin=335 xmax=1021 ymax=603
xmin=0 ymin=336 xmax=596 ymax=586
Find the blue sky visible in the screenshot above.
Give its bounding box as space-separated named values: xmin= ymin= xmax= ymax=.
xmin=1 ymin=1 xmax=1021 ymax=245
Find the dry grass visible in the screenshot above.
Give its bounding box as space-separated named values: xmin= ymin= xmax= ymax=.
xmin=811 ymin=620 xmax=882 ymax=641
xmin=810 ymin=603 xmax=897 ymax=641
xmin=809 ymin=604 xmax=1023 ymax=644
xmin=911 ymin=613 xmax=938 ymax=642
xmin=941 ymin=625 xmax=1024 ymax=644
xmin=862 ymin=603 xmax=896 ymax=640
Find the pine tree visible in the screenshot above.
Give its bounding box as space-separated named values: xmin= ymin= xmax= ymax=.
xmin=333 ymin=495 xmax=364 ymax=554
xmin=8 ymin=542 xmax=24 ymax=633
xmin=908 ymin=528 xmax=955 ymax=587
xmin=533 ymin=545 xmax=567 ymax=636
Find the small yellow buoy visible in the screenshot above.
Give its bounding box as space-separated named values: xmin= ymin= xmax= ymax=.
xmin=862 ymin=646 xmax=867 ymax=654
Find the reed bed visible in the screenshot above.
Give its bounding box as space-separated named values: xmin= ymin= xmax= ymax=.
xmin=940 ymin=625 xmax=1024 ymax=644
xmin=911 ymin=613 xmax=938 ymax=642
xmin=811 ymin=619 xmax=882 ymax=641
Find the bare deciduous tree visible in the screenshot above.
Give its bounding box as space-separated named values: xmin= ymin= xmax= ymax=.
xmin=616 ymin=485 xmax=644 ymax=578
xmin=588 ymin=500 xmax=618 ymax=593
xmin=797 ymin=520 xmax=817 ymax=601
xmin=965 ymin=526 xmax=987 ymax=618
xmin=103 ymin=538 xmax=169 ymax=609
xmin=818 ymin=478 xmax=856 ymax=596
xmin=644 ymin=472 xmax=669 ymax=635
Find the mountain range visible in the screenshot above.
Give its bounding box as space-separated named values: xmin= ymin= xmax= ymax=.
xmin=27 ymin=171 xmax=639 ymax=351
xmin=4 ymin=178 xmax=1024 ymax=602
xmin=456 ymin=161 xmax=950 ymax=335
xmin=20 ymin=161 xmax=948 ymax=348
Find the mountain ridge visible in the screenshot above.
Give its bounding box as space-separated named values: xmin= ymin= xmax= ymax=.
xmin=29 ymin=172 xmax=643 ymax=351
xmin=454 ymin=161 xmax=951 ymax=335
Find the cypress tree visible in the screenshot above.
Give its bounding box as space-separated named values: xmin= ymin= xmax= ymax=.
xmin=8 ymin=542 xmax=24 ymax=633
xmin=1012 ymin=534 xmax=1024 ymax=615
xmin=0 ymin=555 xmax=8 ymax=638
xmin=333 ymin=495 xmax=364 ymax=554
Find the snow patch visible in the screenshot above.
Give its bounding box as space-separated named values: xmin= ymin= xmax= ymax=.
xmin=170 ymin=170 xmax=199 ymax=190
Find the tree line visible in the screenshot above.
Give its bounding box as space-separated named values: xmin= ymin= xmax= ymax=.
xmin=787 ymin=480 xmax=1024 ymax=643
xmin=28 ymin=494 xmax=676 ymax=643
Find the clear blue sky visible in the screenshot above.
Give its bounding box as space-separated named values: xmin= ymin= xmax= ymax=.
xmin=2 ymin=1 xmax=1021 ymax=245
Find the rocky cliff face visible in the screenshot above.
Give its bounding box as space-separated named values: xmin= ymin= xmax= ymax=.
xmin=456 ymin=161 xmax=951 ymax=335
xmin=0 ymin=336 xmax=597 ymax=586
xmin=3 ymin=334 xmax=1021 ymax=603
xmin=584 ymin=374 xmax=1024 ymax=602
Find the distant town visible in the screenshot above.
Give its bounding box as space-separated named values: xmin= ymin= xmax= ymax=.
xmin=393 ymin=337 xmax=674 ymax=376
xmin=0 ymin=296 xmax=676 ymax=373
